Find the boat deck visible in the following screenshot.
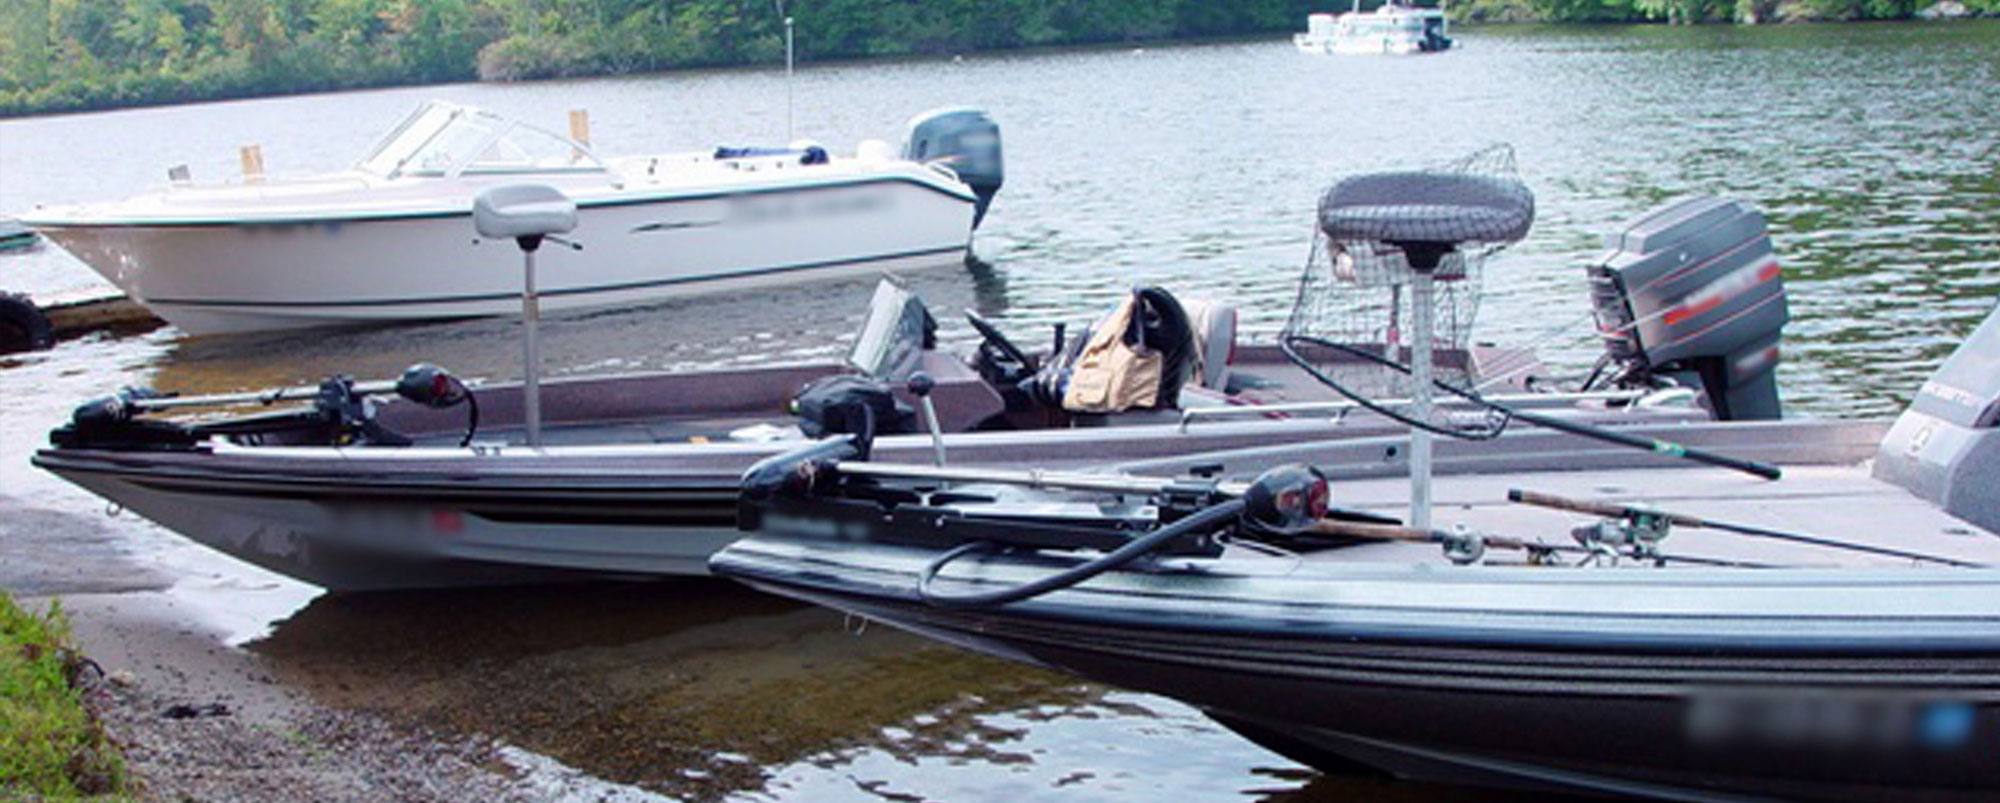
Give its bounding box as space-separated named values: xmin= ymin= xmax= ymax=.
xmin=386 ymin=342 xmax=1586 ymax=449
xmin=1299 ymin=461 xmax=2000 ymax=569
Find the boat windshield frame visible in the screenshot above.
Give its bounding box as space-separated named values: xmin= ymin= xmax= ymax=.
xmin=355 ymin=102 xmax=609 ymax=180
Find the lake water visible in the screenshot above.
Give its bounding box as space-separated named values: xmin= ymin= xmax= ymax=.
xmin=2 ymin=21 xmax=1997 ymax=802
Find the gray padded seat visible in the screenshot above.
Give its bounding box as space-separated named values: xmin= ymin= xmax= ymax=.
xmin=473 ymin=184 xmax=578 ymax=240
xmin=1318 ymin=173 xmax=1534 ymax=244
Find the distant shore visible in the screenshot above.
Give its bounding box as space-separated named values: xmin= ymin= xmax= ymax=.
xmin=2 ymin=3 xmax=1991 ymax=119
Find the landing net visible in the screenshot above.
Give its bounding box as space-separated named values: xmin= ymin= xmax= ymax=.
xmin=1280 ymin=144 xmax=1528 ymax=437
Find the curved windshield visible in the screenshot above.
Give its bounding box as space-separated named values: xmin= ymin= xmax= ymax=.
xmin=357 ymin=102 xmax=605 ymax=178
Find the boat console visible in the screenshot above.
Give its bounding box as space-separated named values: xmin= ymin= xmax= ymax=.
xmin=1875 ymin=299 xmax=2000 ymax=532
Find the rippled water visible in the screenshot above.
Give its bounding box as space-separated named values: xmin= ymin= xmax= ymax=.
xmin=2 ymin=21 xmax=1997 ymax=801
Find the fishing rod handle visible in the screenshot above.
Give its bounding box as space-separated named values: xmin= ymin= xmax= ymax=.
xmin=1506 ymin=488 xmax=1707 ymax=527
xmin=1307 ymin=519 xmax=1435 ymax=543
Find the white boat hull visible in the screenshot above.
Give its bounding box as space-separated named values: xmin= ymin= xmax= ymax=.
xmin=36 ymin=174 xmax=974 ymax=335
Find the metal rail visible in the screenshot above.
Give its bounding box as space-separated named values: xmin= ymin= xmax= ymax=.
xmin=1175 ymin=388 xmax=1679 ymax=432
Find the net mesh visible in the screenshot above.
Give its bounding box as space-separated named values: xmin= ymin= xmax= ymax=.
xmin=1280 ymin=145 xmax=1532 ymax=434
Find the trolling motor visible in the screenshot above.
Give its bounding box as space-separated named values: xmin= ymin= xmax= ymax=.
xmin=50 ymin=364 xmax=477 ymax=450
xmin=737 ymin=434 xmax=1392 ymax=608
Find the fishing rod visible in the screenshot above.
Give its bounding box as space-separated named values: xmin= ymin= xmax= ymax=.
xmin=1281 ymin=335 xmax=1783 ymax=481
xmin=1507 ymin=489 xmax=1984 ymax=567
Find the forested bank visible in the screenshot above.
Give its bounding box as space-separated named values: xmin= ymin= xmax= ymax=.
xmin=1 ymin=0 xmax=1991 ymax=117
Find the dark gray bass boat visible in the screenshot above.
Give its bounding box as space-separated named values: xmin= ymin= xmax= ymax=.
xmin=712 ymin=171 xmax=2000 ymax=801
xmin=35 ymin=169 xmax=1786 ymax=592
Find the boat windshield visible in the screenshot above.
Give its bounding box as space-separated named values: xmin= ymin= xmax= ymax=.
xmin=357 ymin=102 xmax=605 ymax=179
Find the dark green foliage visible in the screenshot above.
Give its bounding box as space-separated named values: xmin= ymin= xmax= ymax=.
xmin=0 ymin=0 xmax=1968 ymax=116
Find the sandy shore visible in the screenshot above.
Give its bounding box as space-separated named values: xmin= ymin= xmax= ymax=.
xmin=29 ymin=590 xmax=535 ymax=803
xmin=4 ymin=495 xmax=664 ymax=802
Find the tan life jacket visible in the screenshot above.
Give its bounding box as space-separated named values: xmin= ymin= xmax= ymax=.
xmin=1062 ymin=294 xmax=1164 ymax=413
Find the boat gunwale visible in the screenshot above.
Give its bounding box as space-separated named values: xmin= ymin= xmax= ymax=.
xmin=20 ymin=171 xmax=977 ymax=229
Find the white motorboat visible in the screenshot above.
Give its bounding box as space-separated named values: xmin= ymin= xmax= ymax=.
xmin=19 ymin=102 xmax=1003 ymax=335
xmin=1295 ymin=4 xmax=1453 ymax=56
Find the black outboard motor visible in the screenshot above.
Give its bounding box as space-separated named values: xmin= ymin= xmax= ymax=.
xmin=904 ymin=107 xmax=1003 ymax=228
xmin=1874 ymin=301 xmax=2000 ymax=534
xmin=1587 ymin=196 xmax=1787 ymax=421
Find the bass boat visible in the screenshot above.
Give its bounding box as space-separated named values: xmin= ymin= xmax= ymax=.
xmin=36 ymin=162 xmax=1793 ymax=592
xmin=710 ymin=168 xmax=2000 ymax=802
xmin=18 ymin=101 xmax=1003 ymax=335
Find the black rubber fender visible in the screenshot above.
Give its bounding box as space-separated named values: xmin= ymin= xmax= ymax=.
xmin=0 ymin=291 xmax=54 ymax=353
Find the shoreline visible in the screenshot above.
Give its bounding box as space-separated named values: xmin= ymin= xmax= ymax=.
xmin=0 ymin=484 xmax=665 ymax=802
xmin=2 ymin=15 xmax=1992 ymax=122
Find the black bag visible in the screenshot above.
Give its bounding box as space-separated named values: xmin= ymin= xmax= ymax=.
xmin=793 ymin=375 xmax=915 ymax=439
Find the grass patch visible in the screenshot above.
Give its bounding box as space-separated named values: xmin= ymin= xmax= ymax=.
xmin=1 ymin=592 xmax=125 ymax=799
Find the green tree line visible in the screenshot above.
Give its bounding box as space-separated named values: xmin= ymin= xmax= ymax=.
xmin=1454 ymin=0 xmax=1993 ymax=23
xmin=1 ymin=0 xmax=1990 ymax=116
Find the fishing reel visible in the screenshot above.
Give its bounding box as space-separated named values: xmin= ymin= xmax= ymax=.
xmin=1571 ymin=506 xmax=1673 ymax=565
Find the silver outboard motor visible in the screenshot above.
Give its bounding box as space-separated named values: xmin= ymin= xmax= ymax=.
xmin=1588 ymin=196 xmax=1787 ymax=421
xmin=1875 ymin=301 xmax=2000 ymax=533
xmin=904 ymin=107 xmax=1003 ymax=229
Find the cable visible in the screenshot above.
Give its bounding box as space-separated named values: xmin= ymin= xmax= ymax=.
xmin=1279 ymin=334 xmax=1512 ymax=439
xmin=458 ymin=381 xmax=480 ymax=448
xmin=917 ymin=499 xmax=1246 ymax=609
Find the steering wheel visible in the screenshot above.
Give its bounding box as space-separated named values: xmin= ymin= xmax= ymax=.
xmin=964 ymin=309 xmax=1033 ymax=368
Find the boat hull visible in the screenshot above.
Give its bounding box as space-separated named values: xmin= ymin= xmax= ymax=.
xmin=34 ymin=175 xmax=974 ymax=335
xmin=53 ymin=458 xmax=740 ymax=590
xmin=35 ymin=406 xmax=1790 ymax=592
xmin=714 ymin=537 xmax=2000 ymax=802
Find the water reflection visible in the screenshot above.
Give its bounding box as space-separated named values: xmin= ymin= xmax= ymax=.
xmin=145 ymin=269 xmax=991 ymax=396
xmin=249 ymin=581 xmax=1559 ymax=802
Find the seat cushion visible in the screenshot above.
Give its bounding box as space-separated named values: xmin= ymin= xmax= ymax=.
xmin=1318 ymin=173 xmax=1534 ymax=244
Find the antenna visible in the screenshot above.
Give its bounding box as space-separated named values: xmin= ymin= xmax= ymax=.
xmin=774 ymin=1 xmax=794 ymax=142
xmin=786 ymin=16 xmax=795 ymax=142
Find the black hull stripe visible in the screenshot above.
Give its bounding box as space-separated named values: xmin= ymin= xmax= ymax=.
xmin=144 ymin=244 xmax=967 ymax=310
xmin=787 ymin=587 xmax=2000 ymax=699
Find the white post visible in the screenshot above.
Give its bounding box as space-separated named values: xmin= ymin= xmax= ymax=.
xmin=784 ymin=16 xmax=795 ymax=143
xmin=1407 ymin=270 xmax=1434 ymax=531
xmin=523 ymin=246 xmax=543 ymax=448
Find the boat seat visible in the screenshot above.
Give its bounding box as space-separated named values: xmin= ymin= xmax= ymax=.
xmin=1182 ymin=297 xmax=1237 ymax=391
xmin=1318 ymin=172 xmax=1533 ymax=246
xmin=473 ymin=184 xmax=578 ymax=240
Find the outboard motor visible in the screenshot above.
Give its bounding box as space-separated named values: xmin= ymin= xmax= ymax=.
xmin=1587 ymin=196 xmax=1787 ymax=421
xmin=904 ymin=107 xmax=1003 ymax=228
xmin=1874 ymin=301 xmax=2000 ymax=534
